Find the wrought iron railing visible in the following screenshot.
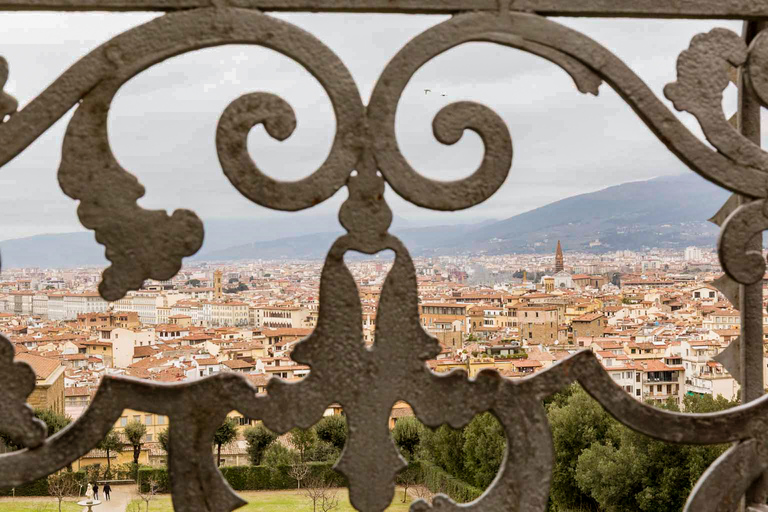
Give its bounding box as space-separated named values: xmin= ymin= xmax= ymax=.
xmin=1 ymin=1 xmax=768 ymax=511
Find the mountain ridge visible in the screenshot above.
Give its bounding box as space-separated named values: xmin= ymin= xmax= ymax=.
xmin=0 ymin=173 xmax=729 ymax=267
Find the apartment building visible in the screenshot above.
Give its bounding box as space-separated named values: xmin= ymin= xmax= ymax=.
xmin=571 ymin=312 xmax=606 ymax=339
xmin=595 ymin=351 xmax=639 ymax=397
xmin=419 ymin=302 xmax=470 ymax=333
xmin=203 ymin=301 xmax=250 ymax=327
xmin=517 ymin=306 xmax=559 ymax=346
xmin=702 ymin=309 xmax=740 ymax=331
xmin=99 ymin=327 xmax=155 ymax=368
xmin=115 ymin=408 xmax=168 ymax=444
xmin=638 ymin=359 xmax=685 ymax=405
xmin=254 ymin=305 xmax=311 ymax=329
xmin=77 ymin=311 xmax=140 ymax=330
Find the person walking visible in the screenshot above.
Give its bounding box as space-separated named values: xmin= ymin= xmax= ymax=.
xmin=92 ymin=482 xmax=99 ymax=501
xmin=103 ymin=482 xmax=111 ymax=501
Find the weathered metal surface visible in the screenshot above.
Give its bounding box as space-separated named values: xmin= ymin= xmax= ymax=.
xmin=3 ymin=0 xmax=768 ymax=18
xmin=0 ymin=335 xmax=47 ymax=449
xmin=1 ymin=2 xmax=768 ymax=512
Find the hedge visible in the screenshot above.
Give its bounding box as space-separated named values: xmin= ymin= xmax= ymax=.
xmin=139 ymin=463 xmax=346 ymax=493
xmin=0 ymin=471 xmax=87 ymax=497
xmin=420 ymin=461 xmax=482 ymax=503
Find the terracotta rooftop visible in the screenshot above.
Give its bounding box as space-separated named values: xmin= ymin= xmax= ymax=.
xmin=16 ymin=353 xmax=62 ymax=380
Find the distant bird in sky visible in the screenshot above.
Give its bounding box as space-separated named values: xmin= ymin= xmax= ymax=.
xmin=424 ymin=88 xmax=447 ymax=96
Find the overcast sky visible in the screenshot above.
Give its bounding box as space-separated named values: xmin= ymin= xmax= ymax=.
xmin=0 ymin=12 xmax=756 ymax=241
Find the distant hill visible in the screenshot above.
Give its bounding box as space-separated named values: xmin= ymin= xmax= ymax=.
xmin=449 ymin=173 xmax=730 ymax=254
xmin=0 ymin=173 xmax=731 ymax=267
xmin=0 ymin=232 xmax=108 ymax=269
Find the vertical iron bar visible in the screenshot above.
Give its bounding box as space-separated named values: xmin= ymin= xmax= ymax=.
xmin=739 ymin=19 xmax=767 ymax=508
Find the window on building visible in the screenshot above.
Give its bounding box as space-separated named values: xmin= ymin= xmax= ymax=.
xmin=120 ymin=417 xmax=127 ymax=427
xmin=636 ymin=389 xmax=641 ymax=396
xmin=145 ymin=415 xmax=152 ymax=426
xmin=133 ymin=415 xmax=140 ymax=422
xmin=146 ymin=434 xmax=153 ymax=442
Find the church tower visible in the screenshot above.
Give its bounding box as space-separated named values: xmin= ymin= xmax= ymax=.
xmin=214 ymin=270 xmax=223 ymax=299
xmin=555 ymin=240 xmax=564 ymax=273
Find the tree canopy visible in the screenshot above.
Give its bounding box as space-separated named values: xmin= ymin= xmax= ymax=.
xmin=1 ymin=408 xmax=71 ymax=450
xmin=96 ymin=428 xmax=123 ymax=474
xmin=462 ymin=413 xmax=505 ymax=489
xmin=213 ymin=418 xmax=239 ymax=467
xmin=315 ymin=415 xmax=347 ymax=452
xmin=158 ymin=428 xmax=170 ymax=453
xmin=549 ymin=385 xmax=737 ymax=512
xmin=289 ymin=428 xmax=317 ymax=463
xmin=392 ymin=417 xmax=423 ymax=462
xmin=244 ymin=424 xmax=277 ymax=466
xmin=381 ymin=385 xmax=738 ymax=508
xmin=124 ymin=420 xmax=147 ymax=465
xmin=263 ymin=442 xmax=298 ymax=467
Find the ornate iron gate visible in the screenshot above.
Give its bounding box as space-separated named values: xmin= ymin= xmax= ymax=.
xmin=1 ymin=1 xmax=768 ymax=511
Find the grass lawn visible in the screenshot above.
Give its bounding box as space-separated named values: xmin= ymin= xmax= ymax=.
xmin=129 ymin=488 xmax=414 ymax=511
xmin=0 ymin=502 xmax=82 ymax=512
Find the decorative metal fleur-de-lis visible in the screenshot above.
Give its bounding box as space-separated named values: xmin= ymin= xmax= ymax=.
xmin=3 ymin=5 xmax=768 ymax=512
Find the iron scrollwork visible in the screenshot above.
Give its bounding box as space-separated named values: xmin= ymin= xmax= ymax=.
xmin=1 ymin=4 xmax=768 ymax=512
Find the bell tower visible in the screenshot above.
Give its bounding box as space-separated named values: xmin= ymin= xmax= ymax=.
xmin=555 ymin=240 xmax=564 ymax=273
xmin=214 ymin=270 xmax=223 ymax=299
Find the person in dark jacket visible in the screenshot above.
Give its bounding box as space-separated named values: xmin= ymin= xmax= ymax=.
xmin=92 ymin=482 xmax=99 ymax=501
xmin=103 ymin=482 xmax=112 ymax=501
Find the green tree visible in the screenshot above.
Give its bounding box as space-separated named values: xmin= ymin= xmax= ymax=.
xmin=462 ymin=413 xmax=505 ymax=489
xmin=289 ymin=428 xmax=317 ymax=463
xmin=35 ymin=408 xmax=72 ymax=438
xmin=124 ymin=420 xmax=147 ymax=465
xmin=546 ymin=384 xmax=612 ymax=511
xmin=391 ymin=417 xmax=423 ymax=461
xmin=575 ymin=420 xmax=729 ymax=512
xmin=420 ymin=424 xmax=466 ymax=480
xmin=263 ymin=442 xmax=299 ymax=467
xmin=315 ymin=415 xmax=347 ymax=452
xmin=186 ymin=279 xmax=201 ymax=287
xmin=0 ymin=408 xmax=71 ymax=450
xmin=97 ymin=428 xmax=123 ymax=476
xmin=550 ymin=387 xmax=737 ymax=512
xmin=244 ymin=424 xmax=277 ymax=465
xmin=307 ymin=440 xmax=340 ymax=463
xmin=158 ymin=428 xmax=169 ymax=454
xmin=213 ymin=418 xmax=239 ymax=467
xmin=683 ymin=393 xmax=739 ymax=413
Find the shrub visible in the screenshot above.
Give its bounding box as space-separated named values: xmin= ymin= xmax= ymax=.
xmin=306 ymin=440 xmax=340 ymax=463
xmin=421 ymin=461 xmax=482 ymax=503
xmin=137 ymin=468 xmax=171 ymax=493
xmin=314 ymin=416 xmax=347 ymax=451
xmin=0 ymin=471 xmax=87 ymax=497
xmin=243 ymin=425 xmax=277 ymax=466
xmin=263 ymin=442 xmax=298 ymax=467
xmin=138 ymin=463 xmax=346 ymax=492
